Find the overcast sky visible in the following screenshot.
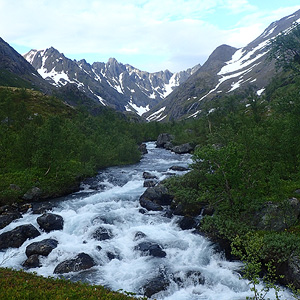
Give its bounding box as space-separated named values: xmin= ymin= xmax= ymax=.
xmin=1 ymin=0 xmax=300 ymax=72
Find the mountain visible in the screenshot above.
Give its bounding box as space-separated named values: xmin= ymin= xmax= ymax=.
xmin=146 ymin=9 xmax=300 ymax=121
xmin=0 ymin=37 xmax=52 ymax=92
xmin=24 ymin=48 xmax=200 ymax=116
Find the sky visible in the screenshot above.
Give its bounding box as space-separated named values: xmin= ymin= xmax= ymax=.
xmin=1 ymin=0 xmax=300 ymax=72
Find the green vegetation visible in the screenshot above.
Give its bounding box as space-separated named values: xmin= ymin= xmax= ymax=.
xmin=165 ymin=23 xmax=300 ymax=298
xmin=0 ymin=87 xmax=165 ymax=205
xmin=0 ymin=268 xmax=144 ymax=300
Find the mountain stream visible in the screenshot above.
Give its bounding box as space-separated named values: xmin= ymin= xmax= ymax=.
xmin=0 ymin=142 xmax=293 ymax=299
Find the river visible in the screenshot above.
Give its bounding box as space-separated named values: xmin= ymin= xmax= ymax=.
xmin=0 ymin=142 xmax=293 ymax=299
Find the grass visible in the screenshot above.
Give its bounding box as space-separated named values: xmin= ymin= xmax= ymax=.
xmin=0 ymin=268 xmax=145 ymax=300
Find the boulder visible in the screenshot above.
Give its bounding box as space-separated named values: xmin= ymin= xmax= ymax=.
xmin=140 ymin=185 xmax=173 ymax=206
xmin=172 ymin=143 xmax=194 ymax=154
xmin=253 ymin=198 xmax=300 ymax=231
xmin=0 ymin=224 xmax=40 ymax=250
xmin=135 ymin=241 xmax=166 ymax=258
xmin=178 ymin=216 xmax=197 ymax=230
xmin=134 ymin=231 xmax=147 ymax=241
xmin=53 ymin=253 xmax=96 ymax=274
xmin=156 ymin=133 xmax=174 ymax=148
xmin=143 ymin=180 xmax=157 ymax=188
xmin=37 ymin=213 xmax=64 ymax=232
xmin=143 ymin=172 xmax=158 ymax=180
xmin=282 ymin=255 xmax=300 ymax=289
xmin=169 ymin=166 xmax=189 ymax=171
xmin=92 ymin=226 xmax=113 ymax=241
xmin=142 ymin=273 xmax=170 ymax=297
xmin=22 ymin=187 xmax=42 ymax=201
xmin=31 ymin=202 xmax=54 ymax=214
xmin=0 ymin=211 xmax=22 ymax=229
xmin=139 ymin=198 xmax=163 ymax=211
xmin=138 ymin=143 xmax=148 ymax=155
xmin=22 ymin=254 xmax=41 ymax=269
xmin=25 ymin=238 xmax=58 ymax=257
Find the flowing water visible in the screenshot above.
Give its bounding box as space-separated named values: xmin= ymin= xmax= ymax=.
xmin=0 ymin=142 xmax=293 ymax=299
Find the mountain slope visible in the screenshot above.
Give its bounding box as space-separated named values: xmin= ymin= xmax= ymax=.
xmin=146 ymin=9 xmax=300 ymax=121
xmin=24 ymin=49 xmax=200 ymax=115
xmin=0 ymin=38 xmax=52 ymax=92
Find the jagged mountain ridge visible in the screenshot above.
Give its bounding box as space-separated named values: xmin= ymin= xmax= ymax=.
xmin=146 ymin=9 xmax=300 ymax=121
xmin=24 ymin=48 xmax=200 ymax=115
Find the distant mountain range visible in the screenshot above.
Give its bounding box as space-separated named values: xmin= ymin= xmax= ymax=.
xmin=146 ymin=9 xmax=300 ymax=121
xmin=1 ymin=9 xmax=300 ymax=120
xmin=23 ymin=48 xmax=200 ymax=116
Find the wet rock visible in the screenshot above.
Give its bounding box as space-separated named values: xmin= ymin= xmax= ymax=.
xmin=156 ymin=133 xmax=174 ymax=148
xmin=173 ymin=270 xmax=205 ymax=287
xmin=106 ymin=251 xmax=119 ymax=260
xmin=22 ymin=187 xmax=42 ymax=201
xmin=178 ymin=216 xmax=197 ymax=230
xmin=169 ymin=166 xmax=189 ymax=171
xmin=143 ymin=172 xmax=158 ymax=180
xmin=138 ymin=208 xmax=147 ymax=214
xmin=142 ymin=273 xmax=170 ymax=297
xmin=164 ymin=141 xmax=174 ymax=150
xmin=22 ymin=254 xmax=41 ymax=269
xmin=172 ymin=143 xmax=194 ymax=154
xmin=0 ymin=211 xmax=22 ymax=229
xmin=0 ymin=224 xmax=41 ymax=250
xmin=92 ymin=226 xmax=113 ymax=241
xmin=139 ymin=184 xmax=174 ymax=211
xmin=37 ymin=213 xmax=64 ymax=232
xmin=139 ymin=143 xmax=148 ymax=155
xmin=25 ymin=238 xmax=58 ymax=257
xmin=143 ymin=180 xmax=157 ymax=188
xmin=134 ymin=231 xmax=147 ymax=241
xmin=31 ymin=202 xmax=54 ymax=214
xmin=135 ymin=241 xmax=166 ymax=258
xmin=53 ymin=253 xmax=96 ymax=274
xmin=139 ymin=198 xmax=163 ymax=211
xmin=173 ymin=204 xmax=184 ymax=216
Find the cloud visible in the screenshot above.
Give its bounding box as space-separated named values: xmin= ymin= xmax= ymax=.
xmin=1 ymin=0 xmax=300 ymax=72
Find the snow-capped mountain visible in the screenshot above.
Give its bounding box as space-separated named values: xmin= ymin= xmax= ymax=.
xmin=24 ymin=48 xmax=200 ymax=116
xmin=146 ymin=9 xmax=300 ymax=121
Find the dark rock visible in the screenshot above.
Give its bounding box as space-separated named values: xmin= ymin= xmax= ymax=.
xmin=22 ymin=187 xmax=42 ymax=201
xmin=106 ymin=251 xmax=119 ymax=260
xmin=0 ymin=211 xmax=22 ymax=229
xmin=23 ymin=254 xmax=41 ymax=269
xmin=139 ymin=198 xmax=163 ymax=211
xmin=92 ymin=226 xmax=113 ymax=241
xmin=163 ymin=209 xmax=173 ymax=218
xmin=202 ymin=206 xmax=215 ymax=216
xmin=253 ymin=198 xmax=300 ymax=231
xmin=169 ymin=166 xmax=189 ymax=171
xmin=134 ymin=231 xmax=147 ymax=241
xmin=143 ymin=180 xmax=157 ymax=188
xmin=164 ymin=141 xmax=174 ymax=150
xmin=31 ymin=202 xmax=54 ymax=214
xmin=138 ymin=143 xmax=148 ymax=155
xmin=37 ymin=213 xmax=64 ymax=232
xmin=173 ymin=270 xmax=205 ymax=287
xmin=140 ymin=185 xmax=173 ymax=207
xmin=280 ymin=255 xmax=300 ymax=289
xmin=143 ymin=273 xmax=170 ymax=297
xmin=53 ymin=253 xmax=96 ymax=274
xmin=96 ymin=245 xmax=102 ymax=251
xmin=143 ymin=172 xmax=158 ymax=180
xmin=0 ymin=224 xmax=40 ymax=250
xmin=173 ymin=204 xmax=184 ymax=216
xmin=156 ymin=133 xmax=174 ymax=148
xmin=19 ymin=203 xmax=32 ymax=214
xmin=135 ymin=241 xmax=166 ymax=258
xmin=178 ymin=216 xmax=197 ymax=230
xmin=26 ymin=238 xmax=58 ymax=257
xmin=172 ymin=143 xmax=194 ymax=154
xmin=139 ymin=208 xmax=147 ymax=214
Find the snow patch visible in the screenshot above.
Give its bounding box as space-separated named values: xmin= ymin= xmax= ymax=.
xmin=125 ymin=100 xmax=150 ymax=116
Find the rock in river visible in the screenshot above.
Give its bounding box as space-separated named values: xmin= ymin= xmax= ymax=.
xmin=37 ymin=213 xmax=64 ymax=232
